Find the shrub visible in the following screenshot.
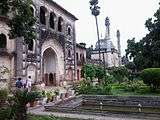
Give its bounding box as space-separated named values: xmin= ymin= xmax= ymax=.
xmin=110 ymin=66 xmax=129 ymax=83
xmin=123 ymin=80 xmax=146 ymax=92
xmin=0 ymin=107 xmax=12 ymax=120
xmin=75 ymin=79 xmax=112 ymax=95
xmin=140 ymin=68 xmax=160 ymax=91
xmin=0 ymin=89 xmax=8 ymax=103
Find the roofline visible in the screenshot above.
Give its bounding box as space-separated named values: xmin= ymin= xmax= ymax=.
xmin=76 ymin=43 xmax=86 ymax=49
xmin=47 ymin=0 xmax=78 ymax=20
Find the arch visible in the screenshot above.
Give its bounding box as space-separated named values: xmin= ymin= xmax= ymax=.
xmin=40 ymin=6 xmax=47 ymax=25
xmin=49 ymin=12 xmax=56 ymax=29
xmin=58 ymin=17 xmax=63 ymax=32
xmin=68 ymin=49 xmax=71 ymax=58
xmin=0 ymin=33 xmax=7 ymax=48
xmin=42 ymin=47 xmax=57 ymax=86
xmin=28 ymin=39 xmax=34 ymax=51
xmin=67 ymin=27 xmax=71 ymax=36
xmin=30 ymin=6 xmax=35 ymax=17
xmin=41 ymin=40 xmax=65 ymax=84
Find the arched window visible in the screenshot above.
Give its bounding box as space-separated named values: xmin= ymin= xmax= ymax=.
xmin=28 ymin=39 xmax=34 ymax=51
xmin=40 ymin=6 xmax=46 ymax=25
xmin=30 ymin=6 xmax=34 ymax=16
xmin=76 ymin=52 xmax=79 ymax=61
xmin=67 ymin=27 xmax=71 ymax=36
xmin=50 ymin=12 xmax=56 ymax=29
xmin=0 ymin=33 xmax=7 ymax=48
xmin=58 ymin=17 xmax=63 ymax=32
xmin=68 ymin=50 xmax=71 ymax=58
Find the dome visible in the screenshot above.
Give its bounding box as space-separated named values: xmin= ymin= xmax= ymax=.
xmin=95 ymin=38 xmax=115 ymax=51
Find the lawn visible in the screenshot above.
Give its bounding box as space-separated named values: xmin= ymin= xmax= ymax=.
xmin=28 ymin=115 xmax=84 ymax=120
xmin=111 ymin=83 xmax=160 ymax=96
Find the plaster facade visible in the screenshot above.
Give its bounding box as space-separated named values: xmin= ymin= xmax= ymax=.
xmin=0 ymin=0 xmax=79 ymax=87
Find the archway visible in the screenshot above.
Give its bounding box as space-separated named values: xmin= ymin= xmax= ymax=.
xmin=42 ymin=48 xmax=57 ymax=86
xmin=0 ymin=33 xmax=7 ymax=48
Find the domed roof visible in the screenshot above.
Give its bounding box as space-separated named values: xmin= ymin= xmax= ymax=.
xmin=95 ymin=38 xmax=115 ymax=51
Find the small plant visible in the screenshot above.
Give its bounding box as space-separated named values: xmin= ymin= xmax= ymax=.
xmin=0 ymin=88 xmax=8 ymax=104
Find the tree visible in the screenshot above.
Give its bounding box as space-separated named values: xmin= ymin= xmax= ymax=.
xmin=140 ymin=68 xmax=160 ymax=91
xmin=8 ymin=0 xmax=36 ymax=44
xmin=110 ymin=66 xmax=129 ymax=84
xmin=125 ymin=2 xmax=160 ymax=70
xmin=81 ymin=64 xmax=96 ymax=81
xmin=0 ymin=0 xmax=10 ymax=16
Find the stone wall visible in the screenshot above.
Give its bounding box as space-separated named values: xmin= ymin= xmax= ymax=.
xmin=82 ymin=95 xmax=160 ymax=107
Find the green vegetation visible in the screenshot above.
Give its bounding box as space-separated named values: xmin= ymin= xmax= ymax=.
xmin=0 ymin=0 xmax=36 ymax=45
xmin=76 ymin=64 xmax=160 ymax=96
xmin=0 ymin=89 xmax=40 ymax=120
xmin=125 ymin=3 xmax=160 ymax=71
xmin=141 ymin=68 xmax=160 ymax=91
xmin=0 ymin=0 xmax=10 ymax=16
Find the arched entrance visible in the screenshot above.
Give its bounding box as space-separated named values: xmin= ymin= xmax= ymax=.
xmin=42 ymin=48 xmax=57 ymax=86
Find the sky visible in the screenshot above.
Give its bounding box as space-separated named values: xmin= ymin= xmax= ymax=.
xmin=54 ymin=0 xmax=159 ymax=55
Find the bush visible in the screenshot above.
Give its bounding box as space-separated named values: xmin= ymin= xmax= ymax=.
xmin=123 ymin=80 xmax=146 ymax=92
xmin=110 ymin=66 xmax=130 ymax=83
xmin=0 ymin=89 xmax=8 ymax=103
xmin=75 ymin=80 xmax=112 ymax=95
xmin=0 ymin=107 xmax=12 ymax=120
xmin=140 ymin=68 xmax=160 ymax=91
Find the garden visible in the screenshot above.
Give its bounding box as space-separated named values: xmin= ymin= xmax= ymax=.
xmin=75 ymin=64 xmax=160 ymax=96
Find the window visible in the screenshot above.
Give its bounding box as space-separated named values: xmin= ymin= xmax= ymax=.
xmin=30 ymin=6 xmax=35 ymax=17
xmin=58 ymin=17 xmax=63 ymax=32
xmin=28 ymin=39 xmax=34 ymax=51
xmin=40 ymin=6 xmax=46 ymax=25
xmin=67 ymin=27 xmax=71 ymax=36
xmin=68 ymin=50 xmax=71 ymax=58
xmin=76 ymin=53 xmax=79 ymax=61
xmin=0 ymin=33 xmax=7 ymax=48
xmin=50 ymin=12 xmax=56 ymax=29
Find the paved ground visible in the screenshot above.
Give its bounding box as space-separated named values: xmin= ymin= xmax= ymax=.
xmin=28 ymin=106 xmax=160 ymax=120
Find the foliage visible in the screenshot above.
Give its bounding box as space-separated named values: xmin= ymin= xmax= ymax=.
xmin=95 ymin=66 xmax=105 ymax=80
xmin=123 ymin=80 xmax=146 ymax=92
xmin=0 ymin=107 xmax=12 ymax=120
xmin=75 ymin=79 xmax=112 ymax=95
xmin=10 ymin=89 xmax=39 ymax=120
xmin=8 ymin=0 xmax=36 ymax=44
xmin=140 ymin=68 xmax=160 ymax=91
xmin=0 ymin=0 xmax=10 ymax=16
xmin=0 ymin=88 xmax=8 ymax=102
xmin=110 ymin=66 xmax=129 ymax=83
xmin=125 ymin=3 xmax=160 ymax=70
xmin=81 ymin=64 xmax=96 ymax=80
xmin=81 ymin=64 xmax=106 ymax=82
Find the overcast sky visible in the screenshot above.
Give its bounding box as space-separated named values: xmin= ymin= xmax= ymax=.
xmin=54 ymin=0 xmax=159 ymax=55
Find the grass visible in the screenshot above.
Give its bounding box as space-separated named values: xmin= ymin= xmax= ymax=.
xmin=28 ymin=115 xmax=85 ymax=120
xmin=111 ymin=83 xmax=160 ymax=96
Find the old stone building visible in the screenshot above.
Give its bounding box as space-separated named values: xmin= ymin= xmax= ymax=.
xmin=91 ymin=17 xmax=121 ymax=67
xmin=0 ymin=0 xmax=83 ymax=86
xmin=76 ymin=43 xmax=86 ymax=81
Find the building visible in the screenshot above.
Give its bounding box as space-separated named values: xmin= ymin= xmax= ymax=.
xmin=76 ymin=43 xmax=86 ymax=81
xmin=0 ymin=0 xmax=82 ymax=86
xmin=91 ymin=17 xmax=121 ymax=67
